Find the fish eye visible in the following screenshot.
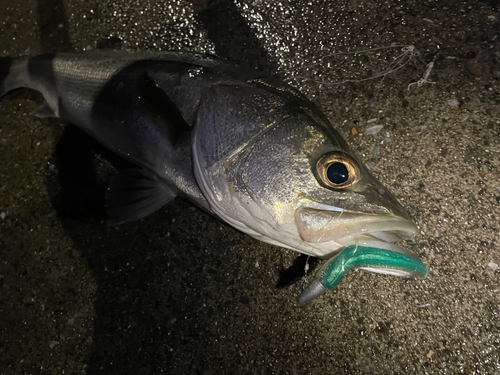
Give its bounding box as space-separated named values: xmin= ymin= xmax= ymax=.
xmin=316 ymin=151 xmax=360 ymax=189
xmin=326 ymin=162 xmax=348 ymax=184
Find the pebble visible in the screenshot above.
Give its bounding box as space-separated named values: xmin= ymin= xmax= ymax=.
xmin=49 ymin=340 xmax=59 ymax=349
xmin=486 ymin=106 xmax=499 ymax=116
xmin=366 ymin=125 xmax=383 ymax=135
xmin=488 ymin=262 xmax=498 ymax=271
xmin=368 ymin=97 xmax=377 ymax=107
xmin=465 ymin=60 xmax=481 ymax=76
xmin=459 ymin=113 xmax=469 ymax=122
xmin=447 ymin=99 xmax=460 ymax=108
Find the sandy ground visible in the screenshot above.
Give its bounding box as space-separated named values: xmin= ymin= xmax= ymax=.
xmin=0 ymin=0 xmax=499 ymax=374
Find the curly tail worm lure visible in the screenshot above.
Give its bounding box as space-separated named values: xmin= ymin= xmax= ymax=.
xmin=298 ymin=241 xmax=428 ymax=304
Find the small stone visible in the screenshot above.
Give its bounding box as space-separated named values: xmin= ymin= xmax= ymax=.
xmin=0 ymin=212 xmax=5 ymax=219
xmin=351 ymin=127 xmax=358 ymax=136
xmin=488 ymin=262 xmax=498 ymax=271
xmin=447 ymin=99 xmax=460 ymax=108
xmin=459 ymin=113 xmax=469 ymax=122
xmin=420 ymin=125 xmax=428 ymax=132
xmin=486 ymin=106 xmax=499 ymax=116
xmin=365 ymin=125 xmax=383 ymax=135
xmin=49 ymin=340 xmax=59 ymax=349
xmin=426 ymin=350 xmax=434 ymax=358
xmin=465 ymin=60 xmax=481 ymax=76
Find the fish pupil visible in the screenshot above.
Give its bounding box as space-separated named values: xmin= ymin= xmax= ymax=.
xmin=326 ymin=162 xmax=349 ymax=184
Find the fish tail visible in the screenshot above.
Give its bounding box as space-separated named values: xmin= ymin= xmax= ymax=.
xmin=0 ymin=56 xmax=60 ymax=118
xmin=0 ymin=57 xmax=14 ymax=97
xmin=0 ymin=56 xmax=29 ymax=98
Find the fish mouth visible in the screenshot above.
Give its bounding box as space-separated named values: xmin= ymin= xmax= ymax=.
xmin=295 ymin=205 xmax=426 ymax=304
xmin=294 ymin=206 xmax=418 ymax=255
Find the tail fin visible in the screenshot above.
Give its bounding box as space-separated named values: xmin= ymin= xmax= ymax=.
xmin=0 ymin=56 xmax=59 ymax=118
xmin=0 ymin=56 xmax=31 ymax=98
xmin=0 ymin=57 xmax=14 ymax=97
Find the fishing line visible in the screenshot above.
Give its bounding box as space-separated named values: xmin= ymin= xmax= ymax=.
xmin=280 ymin=44 xmax=426 ymax=87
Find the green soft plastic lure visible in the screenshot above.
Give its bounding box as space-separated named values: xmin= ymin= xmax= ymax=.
xmin=298 ymin=241 xmax=429 ymax=304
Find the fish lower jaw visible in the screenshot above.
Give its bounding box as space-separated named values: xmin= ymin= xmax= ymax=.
xmin=327 ymin=236 xmax=421 ymax=260
xmin=303 ymin=231 xmax=419 ymax=260
xmin=333 ymin=230 xmax=415 ymax=246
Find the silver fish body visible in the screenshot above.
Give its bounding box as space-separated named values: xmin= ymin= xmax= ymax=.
xmin=2 ymin=52 xmax=265 ymax=217
xmin=0 ymin=52 xmax=424 ymax=300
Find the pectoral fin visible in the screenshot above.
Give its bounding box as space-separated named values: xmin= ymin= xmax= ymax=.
xmin=106 ymin=168 xmax=176 ymax=225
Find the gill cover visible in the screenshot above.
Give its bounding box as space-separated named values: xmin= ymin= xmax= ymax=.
xmin=192 ymin=81 xmax=323 ymax=237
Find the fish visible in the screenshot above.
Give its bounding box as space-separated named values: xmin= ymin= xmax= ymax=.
xmin=0 ymin=51 xmax=427 ymax=303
